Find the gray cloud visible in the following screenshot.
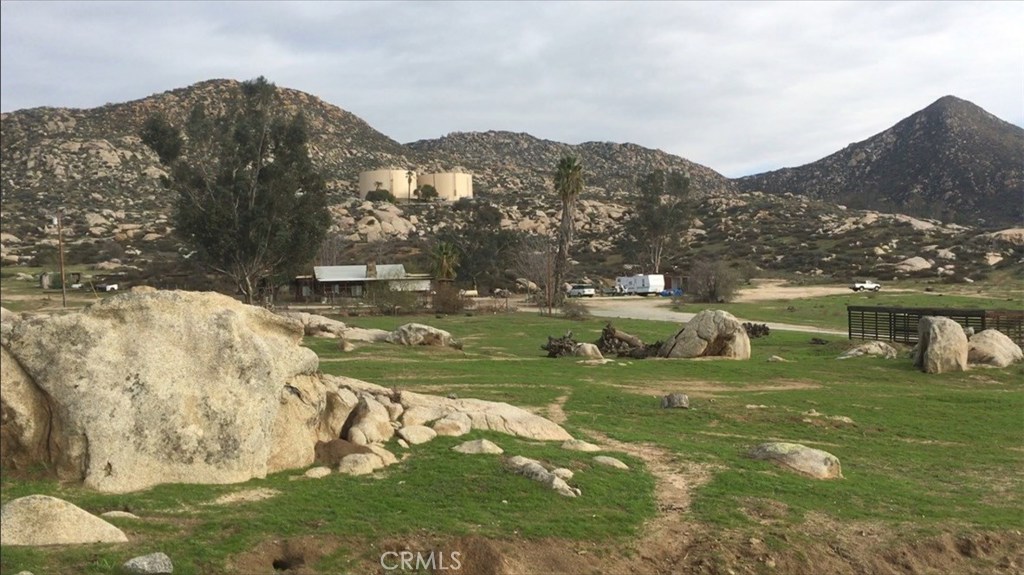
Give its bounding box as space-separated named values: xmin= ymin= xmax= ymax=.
xmin=2 ymin=1 xmax=1020 ymax=177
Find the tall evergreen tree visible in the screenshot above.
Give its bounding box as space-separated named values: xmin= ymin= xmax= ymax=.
xmin=140 ymin=77 xmax=330 ymax=304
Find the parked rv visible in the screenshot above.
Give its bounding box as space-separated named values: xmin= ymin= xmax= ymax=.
xmin=615 ymin=274 xmax=666 ymax=296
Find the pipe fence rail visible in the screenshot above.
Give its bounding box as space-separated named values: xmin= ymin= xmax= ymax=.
xmin=847 ymin=306 xmax=1024 ymax=347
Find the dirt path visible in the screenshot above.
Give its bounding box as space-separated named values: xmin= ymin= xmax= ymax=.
xmin=502 ymin=394 xmax=716 ymax=574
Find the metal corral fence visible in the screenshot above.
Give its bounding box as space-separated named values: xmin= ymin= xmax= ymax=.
xmin=847 ymin=306 xmax=1024 ymax=347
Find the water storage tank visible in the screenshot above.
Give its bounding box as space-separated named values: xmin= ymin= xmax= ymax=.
xmin=416 ymin=172 xmax=473 ymax=201
xmin=358 ymin=169 xmax=418 ymax=201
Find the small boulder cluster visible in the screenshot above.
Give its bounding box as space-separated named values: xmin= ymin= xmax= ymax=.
xmin=544 ymin=311 xmax=753 ymax=361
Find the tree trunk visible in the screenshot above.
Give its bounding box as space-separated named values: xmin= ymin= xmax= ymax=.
xmin=605 ymin=323 xmax=644 ymax=348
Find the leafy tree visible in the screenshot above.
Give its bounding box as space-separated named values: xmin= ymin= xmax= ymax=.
xmin=418 ymin=184 xmax=439 ymax=201
xmin=437 ymin=201 xmax=522 ymax=290
xmin=687 ymin=260 xmax=739 ymax=303
xmin=553 ymin=155 xmax=584 ymax=304
xmin=140 ymin=115 xmax=183 ymax=165
xmin=621 ymin=170 xmax=692 ymax=273
xmin=366 ymin=189 xmax=396 ymax=203
xmin=140 ymin=76 xmax=330 ymax=304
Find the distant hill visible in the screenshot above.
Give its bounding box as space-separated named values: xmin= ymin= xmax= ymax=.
xmin=406 ymin=131 xmax=736 ymax=200
xmin=736 ymin=96 xmax=1024 ymax=228
xmin=1 ymin=80 xmax=1020 ymax=283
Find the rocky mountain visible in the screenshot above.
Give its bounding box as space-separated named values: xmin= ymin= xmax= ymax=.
xmin=1 ymin=80 xmax=1021 ymax=286
xmin=407 ymin=131 xmax=736 ymax=200
xmin=736 ymin=96 xmax=1024 ymax=228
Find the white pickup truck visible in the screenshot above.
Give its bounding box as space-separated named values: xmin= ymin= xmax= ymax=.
xmin=567 ymin=284 xmax=596 ymax=298
xmin=850 ymin=280 xmax=881 ymax=292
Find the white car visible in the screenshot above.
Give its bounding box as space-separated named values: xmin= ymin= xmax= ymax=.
xmin=567 ymin=285 xmax=596 ymax=298
xmin=850 ymin=280 xmax=881 ymax=292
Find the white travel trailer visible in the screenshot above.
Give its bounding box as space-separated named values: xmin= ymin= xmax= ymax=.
xmin=615 ymin=274 xmax=665 ymax=295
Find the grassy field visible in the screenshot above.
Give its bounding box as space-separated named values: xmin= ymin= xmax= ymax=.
xmin=2 ymin=293 xmax=1023 ymax=573
xmin=673 ymin=289 xmax=1021 ymax=331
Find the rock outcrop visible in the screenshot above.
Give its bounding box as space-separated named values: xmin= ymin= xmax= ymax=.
xmin=0 ymin=291 xmax=572 ymax=493
xmin=2 ymin=290 xmax=319 ymax=492
xmin=913 ymin=316 xmax=969 ymax=374
xmin=399 ymin=390 xmax=572 ymax=441
xmin=658 ymin=310 xmax=751 ymax=360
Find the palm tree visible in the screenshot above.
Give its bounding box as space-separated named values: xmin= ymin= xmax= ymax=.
xmin=431 ymin=240 xmax=460 ymax=282
xmin=553 ymin=155 xmax=584 ymax=305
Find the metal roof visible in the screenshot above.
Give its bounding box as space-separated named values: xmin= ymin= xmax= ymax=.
xmin=313 ymin=264 xmax=407 ymax=282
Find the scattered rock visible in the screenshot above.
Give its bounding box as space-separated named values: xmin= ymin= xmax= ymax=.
xmin=347 ymin=395 xmax=395 ymax=445
xmin=551 ymin=468 xmax=574 ymax=481
xmin=303 ymin=466 xmax=332 ymax=479
xmin=572 ymin=342 xmax=604 ymax=359
xmin=385 ymin=323 xmax=462 ymax=349
xmin=100 ymin=510 xmax=139 ymax=520
xmin=749 ymin=442 xmax=843 ymax=479
xmin=397 ymin=425 xmax=437 ymax=445
xmin=658 ymin=310 xmax=751 ymax=360
xmin=968 ymin=329 xmax=1023 ymax=368
xmin=314 ymin=439 xmax=372 ymax=467
xmin=122 ymin=552 xmax=173 ymax=575
xmin=561 ymin=439 xmax=602 ymax=452
xmin=837 ymin=341 xmax=899 ymax=360
xmin=895 ymin=256 xmax=932 ymax=273
xmin=913 ymin=316 xmax=969 ymax=373
xmin=337 ymin=453 xmax=386 ymax=476
xmin=0 ymin=494 xmax=128 ymax=545
xmin=507 ymin=455 xmax=580 ymax=497
xmin=432 ymin=413 xmax=473 ymax=437
xmin=660 ymin=393 xmax=690 ymax=409
xmin=452 ymin=439 xmax=504 ymax=454
xmin=767 ymin=355 xmax=789 ymax=362
xmin=211 ymin=488 xmax=280 ymax=505
xmin=593 ymin=455 xmax=630 ymax=470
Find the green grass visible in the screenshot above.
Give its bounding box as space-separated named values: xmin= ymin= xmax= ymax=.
xmin=2 ymin=308 xmax=1023 ymax=574
xmin=672 ymin=289 xmax=1021 ymax=331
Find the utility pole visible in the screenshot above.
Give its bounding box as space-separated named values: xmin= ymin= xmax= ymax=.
xmin=55 ymin=208 xmax=67 ymax=308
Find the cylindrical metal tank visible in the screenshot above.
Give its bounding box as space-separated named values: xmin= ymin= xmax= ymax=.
xmin=416 ymin=172 xmax=473 ymax=201
xmin=358 ymin=169 xmax=418 ymax=201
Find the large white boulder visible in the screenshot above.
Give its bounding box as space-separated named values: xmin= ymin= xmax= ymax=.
xmin=968 ymin=329 xmax=1023 ymax=368
xmin=1 ymin=290 xmax=321 ymax=492
xmin=1 ymin=495 xmax=128 ymax=545
xmin=913 ymin=316 xmax=969 ymax=374
xmin=658 ymin=309 xmax=751 ymax=360
xmin=749 ymin=442 xmax=843 ymax=480
xmin=385 ymin=323 xmax=462 ymax=349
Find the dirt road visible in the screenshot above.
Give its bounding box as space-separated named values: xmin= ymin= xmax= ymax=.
xmin=575 ymin=296 xmax=846 ymax=335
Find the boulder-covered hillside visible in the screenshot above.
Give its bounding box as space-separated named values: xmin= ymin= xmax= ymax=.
xmin=1 ymin=79 xmax=1022 ymax=282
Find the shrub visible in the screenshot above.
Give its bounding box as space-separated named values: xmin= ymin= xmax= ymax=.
xmin=366 ymin=189 xmax=395 ymax=203
xmin=687 ymin=260 xmax=739 ymax=303
xmin=432 ymin=283 xmax=464 ymax=314
xmin=560 ymin=299 xmax=591 ymax=320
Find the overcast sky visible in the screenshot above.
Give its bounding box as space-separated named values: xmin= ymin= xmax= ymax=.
xmin=2 ymin=1 xmax=1021 ymax=177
